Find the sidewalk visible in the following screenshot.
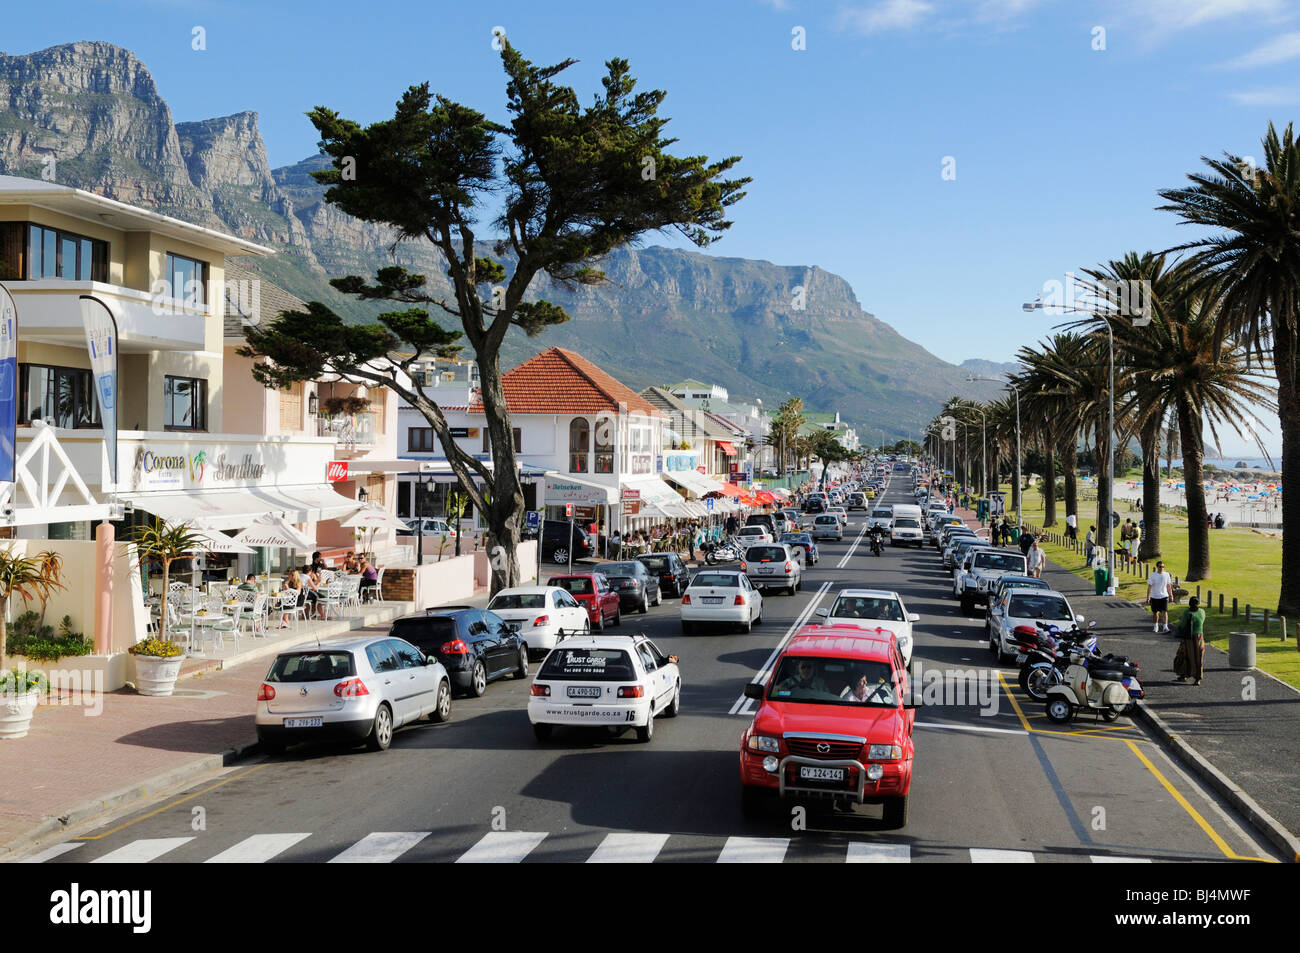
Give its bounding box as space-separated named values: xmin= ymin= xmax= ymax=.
xmin=0 ymin=592 xmax=493 ymax=857
xmin=1033 ymin=544 xmax=1300 ymax=861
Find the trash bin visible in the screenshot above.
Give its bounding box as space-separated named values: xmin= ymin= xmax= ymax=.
xmin=1228 ymin=631 xmax=1256 ymax=669
xmin=1093 ymin=567 xmax=1110 ymax=596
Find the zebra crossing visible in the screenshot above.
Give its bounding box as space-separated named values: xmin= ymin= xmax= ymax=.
xmin=17 ymin=832 xmax=1158 ymax=864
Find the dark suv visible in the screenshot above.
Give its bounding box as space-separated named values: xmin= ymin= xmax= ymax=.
xmin=388 ymin=607 xmax=529 ymax=697
xmin=540 ymin=521 xmax=594 ymax=564
xmin=636 ymin=552 xmax=691 ymax=598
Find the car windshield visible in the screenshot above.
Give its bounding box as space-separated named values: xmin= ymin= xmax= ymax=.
xmin=638 ymin=555 xmax=671 ymax=570
xmin=551 ymin=577 xmax=592 ymax=595
xmin=747 ymin=546 xmax=786 ymax=562
xmin=829 ymin=596 xmax=905 ymax=622
xmin=1007 ymin=595 xmax=1073 ymax=620
xmin=738 ymin=527 xmax=766 ymax=535
xmin=690 ymin=572 xmax=740 ymax=588
xmin=538 ymin=648 xmax=635 ymax=681
xmin=872 ymin=510 xmax=891 ymax=519
xmin=596 ymin=563 xmax=639 ymax=577
xmin=894 ymin=518 xmax=920 ymax=528
xmin=769 ymin=657 xmax=897 ymax=707
xmin=266 ymin=651 xmax=356 ymax=683
xmin=998 ymin=577 xmax=1048 ymax=594
xmin=390 ymin=618 xmax=457 ymax=647
xmin=973 ymin=552 xmax=1028 ymax=572
xmin=488 ymin=593 xmax=546 ymax=610
xmin=781 ymin=534 xmax=812 ymax=544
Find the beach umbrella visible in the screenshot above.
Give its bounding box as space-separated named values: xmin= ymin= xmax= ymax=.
xmin=340 ymin=502 xmax=407 ymax=554
xmin=233 ymin=515 xmax=314 ymax=578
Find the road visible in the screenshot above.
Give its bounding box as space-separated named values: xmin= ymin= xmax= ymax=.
xmin=17 ymin=476 xmax=1284 ymax=864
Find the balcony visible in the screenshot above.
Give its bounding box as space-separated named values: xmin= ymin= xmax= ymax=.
xmin=317 ymin=412 xmax=377 ymax=451
xmin=8 ymin=280 xmax=208 ymax=352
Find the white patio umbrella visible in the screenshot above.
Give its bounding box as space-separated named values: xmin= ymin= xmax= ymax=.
xmin=339 ymin=502 xmax=408 ymax=557
xmin=181 ymin=524 xmax=256 ymax=590
xmin=232 ymin=515 xmax=315 ymax=580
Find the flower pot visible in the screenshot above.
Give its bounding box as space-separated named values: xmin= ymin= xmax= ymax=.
xmin=133 ymin=654 xmax=186 ymax=697
xmin=0 ymin=690 xmax=42 ymax=740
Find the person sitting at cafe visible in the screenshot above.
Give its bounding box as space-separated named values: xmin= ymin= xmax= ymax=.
xmin=238 ymin=573 xmax=258 ymax=592
xmin=358 ymin=556 xmax=378 ymax=597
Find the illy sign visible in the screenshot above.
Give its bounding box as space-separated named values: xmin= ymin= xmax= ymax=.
xmin=327 ymin=461 xmax=349 ymax=482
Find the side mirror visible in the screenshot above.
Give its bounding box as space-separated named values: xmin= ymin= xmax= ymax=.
xmin=1088 ymin=620 xmax=1097 ymax=629
xmin=743 ymin=682 xmax=764 ymax=701
xmin=815 ymin=608 xmax=829 ymax=618
xmin=907 ymin=613 xmax=920 ymax=623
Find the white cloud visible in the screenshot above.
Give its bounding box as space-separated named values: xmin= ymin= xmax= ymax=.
xmin=838 ymin=0 xmax=938 ymax=34
xmin=1121 ymin=0 xmax=1286 ymax=33
xmin=1226 ymin=86 xmax=1300 ymax=106
xmin=1219 ymin=31 xmax=1300 ymax=68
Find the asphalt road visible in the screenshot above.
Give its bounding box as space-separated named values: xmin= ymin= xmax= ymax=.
xmin=19 ymin=476 xmax=1285 ymax=864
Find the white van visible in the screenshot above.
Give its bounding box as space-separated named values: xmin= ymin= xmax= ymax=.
xmin=890 ymin=504 xmax=925 ymax=547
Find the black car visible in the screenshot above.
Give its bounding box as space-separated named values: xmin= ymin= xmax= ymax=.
xmin=388 ymin=607 xmax=528 ymax=698
xmin=540 ymin=521 xmax=594 ymax=564
xmin=636 ymin=551 xmax=690 ymax=598
xmin=593 ymin=561 xmax=661 ymax=613
xmin=803 ymin=498 xmax=826 ymax=514
xmin=745 ymin=513 xmax=777 ymax=536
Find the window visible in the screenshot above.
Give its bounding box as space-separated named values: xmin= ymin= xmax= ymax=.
xmin=569 ymin=417 xmax=589 ymax=473
xmin=24 ymin=224 xmax=108 ymax=281
xmin=594 ymin=417 xmax=614 ymax=474
xmin=409 ymin=427 xmax=436 ymax=452
xmin=19 ymin=364 xmax=101 ymax=429
xmin=165 ymin=252 xmax=208 ymax=306
xmin=482 ymin=428 xmax=522 ymax=453
xmin=279 ymin=382 xmax=303 ymax=432
xmin=164 ymin=376 xmax=208 ymax=431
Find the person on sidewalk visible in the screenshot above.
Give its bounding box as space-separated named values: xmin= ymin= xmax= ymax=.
xmin=1085 ymin=525 xmax=1096 ymax=562
xmin=1065 ymin=512 xmax=1078 ymax=541
xmin=1174 ymin=596 xmax=1206 ymax=685
xmin=1145 ymin=560 xmax=1173 ymax=633
xmin=1018 ymin=527 xmax=1035 ymax=557
xmin=1027 ymin=540 xmax=1045 ymax=578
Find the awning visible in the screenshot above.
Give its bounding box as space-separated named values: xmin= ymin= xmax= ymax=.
xmin=718 ymin=441 xmax=738 ymax=457
xmin=714 ymin=482 xmax=745 ymax=499
xmin=121 ymin=485 xmax=361 ymax=531
xmin=544 ymin=473 xmax=619 ymax=506
xmin=621 ymin=476 xmax=683 ymax=509
xmin=663 ymin=469 xmax=726 ymax=497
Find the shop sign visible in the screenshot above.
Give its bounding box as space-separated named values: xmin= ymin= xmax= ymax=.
xmin=327 ymin=461 xmax=349 ymax=482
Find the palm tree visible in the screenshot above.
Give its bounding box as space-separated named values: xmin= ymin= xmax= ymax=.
xmin=1158 ymin=121 xmax=1300 ymax=611
xmin=132 ymin=521 xmax=213 ymax=643
xmin=0 ymin=550 xmax=65 ymax=664
xmin=1015 ymin=336 xmax=1089 ymax=529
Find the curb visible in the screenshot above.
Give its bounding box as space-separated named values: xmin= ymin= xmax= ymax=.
xmin=1131 ymin=699 xmax=1300 ymax=863
xmin=0 ymin=738 xmax=262 ymax=860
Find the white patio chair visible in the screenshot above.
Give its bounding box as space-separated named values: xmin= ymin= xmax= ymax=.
xmin=321 ymin=580 xmax=346 ymax=621
xmin=278 ymin=588 xmax=306 ymax=629
xmin=361 ymin=567 xmax=385 ymax=605
xmin=205 ymin=603 xmax=243 ymax=654
xmin=340 ymin=575 xmax=363 ymax=614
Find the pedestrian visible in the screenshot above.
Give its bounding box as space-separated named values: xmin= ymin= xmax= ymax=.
xmin=1214 ymin=512 xmax=1225 ymax=529
xmin=1018 ymin=526 xmax=1035 ymax=558
xmin=610 ymin=529 xmax=622 ymax=559
xmin=1027 ymin=540 xmax=1045 ymax=578
xmin=1065 ymin=512 xmax=1078 ymax=541
xmin=1129 ymin=521 xmax=1141 ymax=559
xmin=1145 ymin=560 xmax=1173 ymax=633
xmin=1085 ymin=525 xmax=1096 ymax=562
xmin=1173 ymin=596 xmax=1206 ymax=686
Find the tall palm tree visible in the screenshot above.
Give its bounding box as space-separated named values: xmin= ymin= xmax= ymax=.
xmin=1017 ymin=334 xmax=1089 ymax=527
xmin=1159 ymin=121 xmax=1300 ymax=610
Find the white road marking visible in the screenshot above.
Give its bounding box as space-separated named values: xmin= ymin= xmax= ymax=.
xmin=836 ymin=523 xmax=870 ymax=568
xmin=1090 ymin=855 xmax=1153 ymax=863
xmin=970 ymin=848 xmax=1035 ymax=863
xmin=456 ymin=831 xmax=548 ymax=863
xmin=914 ymin=720 xmax=1027 ymax=736
xmin=205 ymin=833 xmax=312 ymax=863
xmin=586 ymin=832 xmax=671 ymax=863
xmin=90 ymin=837 xmax=194 ymax=863
xmin=328 ymin=831 xmax=430 ymax=863
xmin=20 ymin=842 xmax=83 ymax=863
xmin=729 ymin=581 xmax=833 ymax=715
xmin=717 ymin=836 xmax=789 ymax=863
xmin=847 ymin=843 xmax=912 ymax=863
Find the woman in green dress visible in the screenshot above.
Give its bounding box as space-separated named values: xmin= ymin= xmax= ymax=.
xmin=1175 ymin=596 xmax=1206 ymax=685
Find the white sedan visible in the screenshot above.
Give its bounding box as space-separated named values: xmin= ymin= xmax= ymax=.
xmin=814 ymin=588 xmax=921 ymax=665
xmin=679 ymin=569 xmax=764 ymax=634
xmin=486 ymin=586 xmax=592 ymax=658
xmin=528 ymin=635 xmax=680 ymax=743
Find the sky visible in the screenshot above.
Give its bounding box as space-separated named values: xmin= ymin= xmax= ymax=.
xmin=5 ymin=0 xmax=1294 ymax=456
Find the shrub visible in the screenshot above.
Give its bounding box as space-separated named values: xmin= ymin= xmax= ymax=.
xmin=0 ymin=669 xmax=48 ymax=694
xmin=128 ymin=637 xmax=184 ymax=659
xmin=4 ymin=612 xmax=93 ymax=662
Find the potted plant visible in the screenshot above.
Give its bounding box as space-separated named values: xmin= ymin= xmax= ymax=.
xmin=0 ymin=669 xmax=48 ymax=740
xmin=131 ymin=520 xmax=212 ymax=645
xmin=128 ymin=637 xmax=186 ymax=697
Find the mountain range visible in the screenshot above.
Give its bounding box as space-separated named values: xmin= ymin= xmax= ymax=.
xmin=0 ymin=40 xmax=1016 ymax=437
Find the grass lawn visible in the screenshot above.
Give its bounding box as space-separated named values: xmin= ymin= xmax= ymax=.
xmin=1001 ymin=483 xmax=1300 ymax=690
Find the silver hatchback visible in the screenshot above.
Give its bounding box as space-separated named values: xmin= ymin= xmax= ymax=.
xmin=255 ymin=634 xmax=452 ymax=754
xmin=741 ymin=542 xmax=802 ymax=595
xmin=811 ymin=514 xmax=843 ymax=541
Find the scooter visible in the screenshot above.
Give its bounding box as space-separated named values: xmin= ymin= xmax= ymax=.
xmin=1014 ymin=621 xmax=1100 ymax=700
xmin=1044 ymin=646 xmax=1142 ymax=723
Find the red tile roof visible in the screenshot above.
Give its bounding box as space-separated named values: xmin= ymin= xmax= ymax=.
xmin=469 ymin=347 xmax=663 ymax=417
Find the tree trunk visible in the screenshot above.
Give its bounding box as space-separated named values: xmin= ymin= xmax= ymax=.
xmin=1042 ymin=438 xmax=1057 ymax=527
xmin=1176 ymin=397 xmax=1210 ymax=581
xmin=0 ymin=596 xmax=7 ymax=665
xmin=160 ymin=560 xmax=172 ymax=642
xmin=1096 ymin=423 xmax=1113 ymax=554
xmin=477 ymin=357 xmax=527 ymax=596
xmin=1061 ymin=431 xmax=1078 ymax=522
xmin=1273 ymin=317 xmax=1300 ymax=616
xmin=1138 ymin=413 xmax=1162 ymax=560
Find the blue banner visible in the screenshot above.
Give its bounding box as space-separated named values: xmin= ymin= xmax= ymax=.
xmin=0 ymin=283 xmax=16 ymax=485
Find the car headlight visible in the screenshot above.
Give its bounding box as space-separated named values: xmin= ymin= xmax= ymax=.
xmin=867 ymin=744 xmax=902 ymax=760
xmin=747 ymin=734 xmax=780 ymax=754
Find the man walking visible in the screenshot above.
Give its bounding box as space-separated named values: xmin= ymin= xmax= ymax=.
xmin=1065 ymin=512 xmax=1078 ymax=541
xmin=1018 ymin=525 xmax=1035 ymax=558
xmin=1145 ymin=560 xmax=1173 ymax=632
xmin=1174 ymin=596 xmax=1206 ymax=686
xmin=1084 ymin=525 xmax=1096 ymax=563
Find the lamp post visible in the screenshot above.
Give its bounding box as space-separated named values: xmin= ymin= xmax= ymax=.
xmin=967 ymin=375 xmax=1021 ymax=524
xmin=1024 ymin=297 xmax=1116 ymax=595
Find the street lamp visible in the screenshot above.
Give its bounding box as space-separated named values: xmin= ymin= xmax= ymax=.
xmin=967 ymin=375 xmax=1021 ymax=524
xmin=1024 ymin=296 xmax=1115 ymax=595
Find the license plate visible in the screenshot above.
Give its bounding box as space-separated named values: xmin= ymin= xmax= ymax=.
xmin=283 ymin=717 xmax=322 ymax=728
xmin=567 ymin=686 xmax=602 ymax=698
xmin=759 ymin=567 xmax=774 ymax=574
xmin=702 ymin=597 xmax=724 ymax=604
xmin=799 ymin=766 xmax=845 ymax=781
xmin=1015 ymin=653 xmax=1027 ymax=664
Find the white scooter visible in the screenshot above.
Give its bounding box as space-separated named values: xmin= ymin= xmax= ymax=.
xmin=1044 ymin=647 xmax=1142 ymax=723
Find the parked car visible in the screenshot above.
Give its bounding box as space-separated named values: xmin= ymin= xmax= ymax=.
xmin=814 ymin=588 xmax=920 ymax=666
xmin=741 ymin=542 xmax=802 ymax=595
xmin=397 ymin=517 xmax=458 ymax=538
xmin=388 ymin=607 xmax=529 ymax=698
xmin=680 ymin=569 xmax=764 ymax=634
xmin=957 ymin=549 xmax=1029 ymax=615
xmin=594 ymin=561 xmax=662 ymax=613
xmin=736 ymin=525 xmax=774 ymax=547
xmin=486 ymin=586 xmax=592 ymax=658
xmin=528 ymin=635 xmax=680 ymax=743
xmin=988 ymin=588 xmax=1084 ymax=664
xmin=739 ymin=626 xmax=915 ymax=825
xmin=985 ymin=574 xmax=1052 ymax=633
xmin=779 ymin=531 xmax=819 ymax=566
xmin=636 ymin=551 xmax=691 ymax=598
xmin=548 ymin=573 xmax=622 ymax=631
xmin=256 ymin=634 xmax=452 ymax=754
xmin=745 ymin=513 xmax=778 ymax=537
xmin=540 ymin=521 xmax=593 ymax=564
xmin=811 ymin=514 xmax=843 ymax=541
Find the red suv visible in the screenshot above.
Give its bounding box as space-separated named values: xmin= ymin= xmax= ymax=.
xmin=739 ymin=626 xmax=915 ymax=827
xmin=547 ymin=573 xmax=622 ymax=631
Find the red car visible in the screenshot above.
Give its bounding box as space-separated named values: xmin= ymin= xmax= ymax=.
xmin=547 ymin=573 xmax=622 ymax=631
xmin=739 ymin=626 xmax=915 ymax=827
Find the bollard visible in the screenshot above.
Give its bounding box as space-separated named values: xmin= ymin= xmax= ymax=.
xmin=1264 ymin=609 xmax=1271 ymax=634
xmin=1196 ymin=585 xmax=1201 ymax=599
xmin=1232 ymin=597 xmax=1238 ymax=617
xmin=1229 ymin=630 xmax=1257 ymax=669
xmin=1283 ymin=617 xmax=1289 ymax=642
xmin=1246 ymin=604 xmax=1252 ymax=623
xmin=1208 ymin=589 xmax=1213 ymax=611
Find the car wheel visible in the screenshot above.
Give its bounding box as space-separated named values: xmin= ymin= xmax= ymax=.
xmin=882 ymin=794 xmax=909 ymax=829
xmin=613 ymin=608 xmax=622 ymax=627
xmin=988 ymin=635 xmax=999 ymax=657
xmin=742 ymin=615 xmax=753 ymax=634
xmin=593 ymin=610 xmax=604 ymax=632
xmin=365 ymin=703 xmax=394 ymax=751
xmin=430 ymin=679 xmax=452 ymax=722
xmin=664 ymin=682 xmax=681 ymax=717
xmin=551 ymin=547 xmax=569 ymax=565
xmin=515 ymin=646 xmax=529 ymax=679
xmin=639 ymin=596 xmax=648 ymax=615
xmin=470 ymin=659 xmax=488 ymax=698
xmin=1045 ymin=698 xmax=1073 ymax=723
xmin=635 ymin=708 xmax=655 ymax=743
xmin=580 ymin=621 xmax=591 ymax=636
xmin=533 ymin=723 xmax=553 ymax=742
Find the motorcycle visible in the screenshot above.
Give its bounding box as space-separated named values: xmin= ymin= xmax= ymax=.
xmin=704 ymin=536 xmax=743 ymax=565
xmin=1044 ymin=645 xmax=1143 ymax=723
xmin=1013 ymin=621 xmax=1099 ymax=700
xmin=869 ymin=530 xmax=885 ymax=557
